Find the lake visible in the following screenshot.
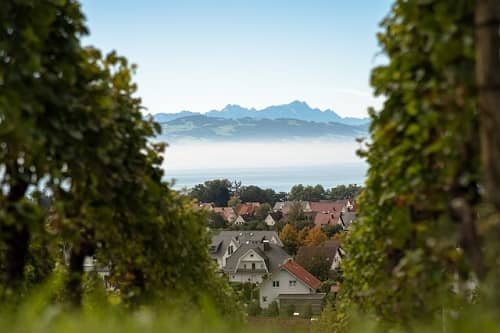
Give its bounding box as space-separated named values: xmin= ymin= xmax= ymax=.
xmin=165 ymin=163 xmax=366 ymax=192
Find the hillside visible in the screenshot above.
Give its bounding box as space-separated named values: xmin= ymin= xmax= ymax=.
xmin=155 ymin=115 xmax=368 ymax=141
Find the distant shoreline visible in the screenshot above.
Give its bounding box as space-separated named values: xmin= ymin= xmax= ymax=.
xmin=165 ymin=163 xmax=366 ymax=192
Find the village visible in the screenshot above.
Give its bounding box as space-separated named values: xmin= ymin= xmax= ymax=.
xmin=199 ymin=198 xmax=357 ymax=318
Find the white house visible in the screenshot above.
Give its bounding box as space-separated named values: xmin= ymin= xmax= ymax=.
xmin=265 ymin=214 xmax=277 ymax=226
xmin=259 ymin=259 xmax=325 ymax=314
xmin=223 ymin=240 xmax=291 ymax=283
xmin=209 ymin=231 xmax=283 ymax=270
xmin=234 ymin=215 xmax=246 ymax=225
xmin=331 ymin=247 xmax=345 ymax=271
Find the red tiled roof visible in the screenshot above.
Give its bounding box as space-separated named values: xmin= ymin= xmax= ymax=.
xmin=213 ymin=207 xmax=235 ymax=221
xmin=313 ymin=211 xmax=340 ymax=227
xmin=238 ymin=204 xmax=257 ymax=216
xmin=310 ymin=201 xmax=345 ymax=213
xmin=281 ymin=260 xmax=322 ymax=290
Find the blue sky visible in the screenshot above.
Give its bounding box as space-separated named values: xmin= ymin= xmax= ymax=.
xmin=80 ymin=0 xmax=393 ymax=118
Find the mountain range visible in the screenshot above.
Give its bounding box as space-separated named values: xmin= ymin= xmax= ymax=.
xmin=153 ymin=101 xmax=370 ymax=142
xmin=154 ymin=101 xmax=369 ymax=126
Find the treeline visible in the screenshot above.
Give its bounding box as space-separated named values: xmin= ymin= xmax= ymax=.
xmin=0 ymin=0 xmax=241 ymax=318
xmin=189 ymin=180 xmax=362 ymax=207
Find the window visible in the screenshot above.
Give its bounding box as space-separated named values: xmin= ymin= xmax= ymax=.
xmin=228 ymin=245 xmax=234 ymax=255
xmin=250 ymin=253 xmax=254 ymax=257
xmin=252 ymin=263 xmax=256 ymax=270
xmin=243 ymin=263 xmax=247 ymax=269
xmin=289 ymin=280 xmax=297 ymax=287
xmin=272 ymin=280 xmax=280 ymax=288
xmin=262 ymin=296 xmax=267 ymax=302
xmin=260 ymin=263 xmax=264 ymax=268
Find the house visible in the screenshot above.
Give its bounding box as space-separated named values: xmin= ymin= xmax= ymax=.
xmin=197 ymin=202 xmax=215 ymax=210
xmin=234 ymin=215 xmax=247 ymax=225
xmin=331 ymin=246 xmax=345 ymax=271
xmin=213 ymin=207 xmax=237 ymax=223
xmin=259 ymin=259 xmax=326 ymax=314
xmin=310 ymin=201 xmax=356 ymax=228
xmin=273 ymin=201 xmax=312 ymax=215
xmin=237 ymin=203 xmax=260 ymax=219
xmin=339 ymin=211 xmax=356 ymax=230
xmin=83 ymin=256 xmax=111 ymax=289
xmin=313 ymin=211 xmax=341 ymax=227
xmin=209 ymin=230 xmax=283 ymax=269
xmin=264 ymin=212 xmax=282 ymax=227
xmin=223 ymin=240 xmax=291 ymax=283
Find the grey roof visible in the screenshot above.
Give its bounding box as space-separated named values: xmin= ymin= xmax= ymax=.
xmin=340 ymin=212 xmax=356 ymax=229
xmin=277 ymin=293 xmax=326 ymax=300
xmin=223 ymin=243 xmax=291 ymax=274
xmin=273 ymin=201 xmax=310 ymax=213
xmin=209 ymin=230 xmax=283 ymax=259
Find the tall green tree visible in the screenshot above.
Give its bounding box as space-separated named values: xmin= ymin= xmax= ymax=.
xmin=190 ymin=179 xmax=232 ymax=207
xmin=0 ymin=0 xmax=244 ymax=319
xmin=335 ymin=0 xmax=479 ymax=328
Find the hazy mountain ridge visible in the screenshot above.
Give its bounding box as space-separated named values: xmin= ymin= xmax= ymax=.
xmin=156 ymin=115 xmax=368 ymax=142
xmin=154 ymin=100 xmax=370 ymax=126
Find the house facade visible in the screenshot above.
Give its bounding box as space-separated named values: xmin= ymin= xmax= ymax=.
xmin=223 ymin=241 xmax=291 ymax=283
xmin=210 ymin=230 xmax=283 ymax=269
xmin=259 ymin=259 xmax=325 ymax=314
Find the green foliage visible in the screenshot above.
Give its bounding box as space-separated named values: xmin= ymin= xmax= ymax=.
xmin=228 ymin=196 xmax=242 ymax=208
xmin=239 ymin=186 xmax=276 ymax=205
xmin=265 ymin=301 xmax=280 ymax=317
xmin=295 ymin=249 xmax=331 ymax=282
xmin=334 ymin=0 xmax=479 ymax=329
xmin=322 ymin=224 xmax=343 ymax=238
xmin=207 ymin=211 xmax=227 ymax=229
xmin=0 ymin=0 xmax=243 ymax=319
xmin=190 ymin=179 xmax=232 ymax=207
xmin=289 ymin=185 xmax=326 ymax=201
xmin=327 ymin=185 xmax=362 ymax=201
xmin=255 ymin=203 xmax=272 ymax=221
xmin=282 ymin=304 xmax=295 ymax=317
xmin=247 ymin=300 xmax=262 ymax=316
xmin=301 ymin=304 xmax=313 ymax=319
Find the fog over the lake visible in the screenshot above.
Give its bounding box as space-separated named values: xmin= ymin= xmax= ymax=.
xmin=163 ymin=139 xmax=361 ymax=170
xmin=161 ymin=139 xmax=367 ymax=192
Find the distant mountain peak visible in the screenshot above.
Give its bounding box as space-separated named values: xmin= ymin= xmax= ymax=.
xmin=154 ymin=101 xmax=369 ymax=126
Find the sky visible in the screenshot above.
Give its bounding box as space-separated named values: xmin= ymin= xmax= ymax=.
xmin=80 ymin=0 xmax=393 ymax=118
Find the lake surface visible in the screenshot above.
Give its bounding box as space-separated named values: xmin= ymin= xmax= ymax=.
xmin=165 ymin=163 xmax=366 ymax=192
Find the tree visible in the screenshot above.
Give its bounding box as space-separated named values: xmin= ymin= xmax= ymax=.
xmin=239 ymin=185 xmax=275 ymax=204
xmin=289 ymin=184 xmax=326 ymax=201
xmin=207 ymin=211 xmax=227 ymax=229
xmin=255 ymin=203 xmax=271 ymax=221
xmin=297 ymin=227 xmax=310 ymax=246
xmin=327 ymin=184 xmax=363 ymax=201
xmin=336 ymin=0 xmax=480 ymax=327
xmin=476 ymin=0 xmax=500 ymax=302
xmin=227 ymin=196 xmax=241 ymax=209
xmin=279 ymin=224 xmax=299 ymax=255
xmin=190 ymin=179 xmax=232 ymax=207
xmin=303 ymin=227 xmax=327 ymax=246
xmin=296 ymin=248 xmax=331 ymax=281
xmin=0 ymin=0 xmax=244 ymax=318
xmin=323 ymin=224 xmax=343 ymax=238
xmin=0 ymin=0 xmax=97 ymax=297
xmin=287 ymin=201 xmax=306 ymax=222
